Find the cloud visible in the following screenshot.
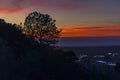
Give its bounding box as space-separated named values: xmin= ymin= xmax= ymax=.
xmin=33 ymin=0 xmax=85 ymax=10
xmin=0 ymin=0 xmax=86 ymax=14
xmin=0 ymin=0 xmax=31 ymax=14
xmin=62 ymin=26 xmax=120 ymax=37
xmin=53 ymin=4 xmax=82 ymax=10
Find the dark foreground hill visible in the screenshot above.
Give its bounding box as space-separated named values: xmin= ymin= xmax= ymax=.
xmin=0 ymin=20 xmax=94 ymax=80
xmin=1 ymin=19 xmax=120 ymax=80
xmin=0 ymin=37 xmax=95 ymax=80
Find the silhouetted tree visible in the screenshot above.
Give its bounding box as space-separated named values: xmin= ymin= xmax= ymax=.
xmin=0 ymin=18 xmax=32 ymax=48
xmin=0 ymin=19 xmax=5 ymax=23
xmin=23 ymin=11 xmax=62 ymax=45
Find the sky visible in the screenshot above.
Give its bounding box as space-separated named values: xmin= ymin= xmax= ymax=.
xmin=0 ymin=0 xmax=120 ymax=37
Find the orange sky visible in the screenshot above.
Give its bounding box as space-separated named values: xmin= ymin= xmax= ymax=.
xmin=61 ymin=26 xmax=120 ymax=37
xmin=0 ymin=0 xmax=120 ymax=38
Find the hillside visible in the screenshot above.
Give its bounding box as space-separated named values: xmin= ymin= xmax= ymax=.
xmin=0 ymin=20 xmax=92 ymax=80
xmin=0 ymin=19 xmax=120 ymax=80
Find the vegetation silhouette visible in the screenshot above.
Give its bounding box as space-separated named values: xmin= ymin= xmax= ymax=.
xmin=23 ymin=11 xmax=62 ymax=45
xmin=1 ymin=12 xmax=118 ymax=80
xmin=0 ymin=19 xmax=26 ymax=46
xmin=0 ymin=17 xmax=94 ymax=80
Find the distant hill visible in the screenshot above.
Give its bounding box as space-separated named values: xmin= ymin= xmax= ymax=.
xmin=58 ymin=37 xmax=120 ymax=47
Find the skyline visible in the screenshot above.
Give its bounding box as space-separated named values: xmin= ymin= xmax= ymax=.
xmin=0 ymin=0 xmax=120 ymax=37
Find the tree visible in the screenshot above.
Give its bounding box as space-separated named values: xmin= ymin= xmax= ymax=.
xmin=0 ymin=19 xmax=5 ymax=23
xmin=0 ymin=19 xmax=29 ymax=46
xmin=23 ymin=11 xmax=61 ymax=45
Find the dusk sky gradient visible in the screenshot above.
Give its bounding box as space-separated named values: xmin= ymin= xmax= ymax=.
xmin=0 ymin=0 xmax=120 ymax=37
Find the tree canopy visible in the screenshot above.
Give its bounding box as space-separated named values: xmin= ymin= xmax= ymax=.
xmin=23 ymin=11 xmax=61 ymax=45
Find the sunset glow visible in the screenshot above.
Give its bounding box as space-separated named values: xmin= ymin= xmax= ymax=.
xmin=62 ymin=26 xmax=120 ymax=37
xmin=0 ymin=0 xmax=120 ymax=38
